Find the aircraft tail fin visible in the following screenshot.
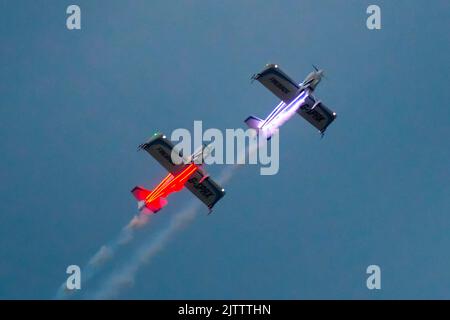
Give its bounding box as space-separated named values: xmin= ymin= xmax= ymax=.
xmin=131 ymin=186 xmax=151 ymax=201
xmin=244 ymin=115 xmax=264 ymax=129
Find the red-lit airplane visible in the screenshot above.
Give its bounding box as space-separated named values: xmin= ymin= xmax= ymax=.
xmin=131 ymin=133 xmax=225 ymax=214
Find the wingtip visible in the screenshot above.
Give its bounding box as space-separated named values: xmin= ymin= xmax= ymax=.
xmin=137 ymin=143 xmax=147 ymax=151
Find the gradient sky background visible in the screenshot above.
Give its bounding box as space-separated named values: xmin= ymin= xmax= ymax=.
xmin=1 ymin=0 xmax=449 ymax=299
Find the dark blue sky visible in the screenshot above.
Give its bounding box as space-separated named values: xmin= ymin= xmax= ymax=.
xmin=0 ymin=0 xmax=449 ymax=299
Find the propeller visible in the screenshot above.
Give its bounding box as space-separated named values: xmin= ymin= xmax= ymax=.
xmin=312 ymin=64 xmax=327 ymax=80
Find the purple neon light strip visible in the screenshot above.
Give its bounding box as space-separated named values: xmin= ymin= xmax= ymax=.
xmin=260 ymin=90 xmax=308 ymax=132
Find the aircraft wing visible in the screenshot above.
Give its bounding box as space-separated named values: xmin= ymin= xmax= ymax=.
xmin=297 ymin=95 xmax=337 ymax=134
xmin=185 ymin=170 xmax=225 ymax=210
xmin=140 ymin=133 xmax=225 ymax=210
xmin=252 ymin=64 xmax=300 ymax=104
xmin=138 ymin=133 xmax=186 ymax=175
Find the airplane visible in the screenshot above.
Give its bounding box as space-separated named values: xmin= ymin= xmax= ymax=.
xmin=245 ymin=64 xmax=337 ymax=138
xmin=131 ymin=133 xmax=225 ymax=214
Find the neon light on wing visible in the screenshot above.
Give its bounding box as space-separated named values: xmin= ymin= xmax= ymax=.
xmin=260 ymin=90 xmax=308 ymax=137
xmin=146 ymin=163 xmax=198 ymax=204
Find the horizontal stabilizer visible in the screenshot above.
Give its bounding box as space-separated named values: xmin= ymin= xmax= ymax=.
xmin=133 ymin=186 xmax=168 ymax=214
xmin=131 ymin=186 xmax=151 ymax=201
xmin=244 ymin=116 xmax=264 ymax=130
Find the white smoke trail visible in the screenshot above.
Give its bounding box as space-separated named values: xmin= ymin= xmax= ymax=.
xmin=79 ymin=134 xmax=269 ymax=299
xmin=55 ymin=163 xmax=236 ymax=300
xmin=86 ymin=149 xmax=258 ymax=299
xmin=89 ymin=201 xmax=201 ymax=299
xmin=54 ymin=212 xmax=151 ymax=299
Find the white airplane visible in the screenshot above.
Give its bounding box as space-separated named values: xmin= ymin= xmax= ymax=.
xmin=246 ymin=64 xmax=337 ymax=138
